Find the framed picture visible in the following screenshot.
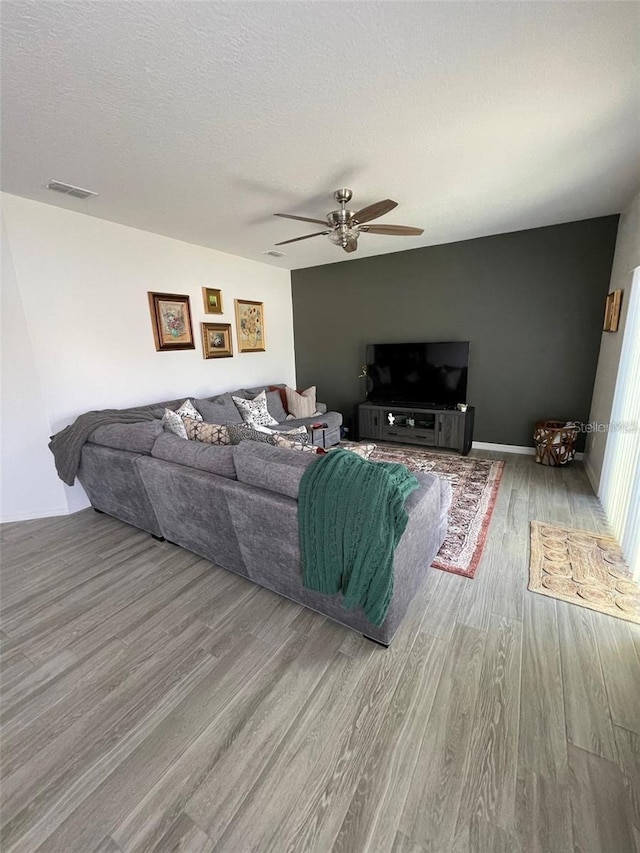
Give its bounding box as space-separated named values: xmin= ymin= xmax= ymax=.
xmin=604 ymin=289 xmax=623 ymax=332
xmin=201 ymin=322 xmax=233 ymax=358
xmin=202 ymin=287 xmax=223 ymax=314
xmin=148 ymin=292 xmax=195 ymax=351
xmin=235 ymin=299 xmax=265 ymax=352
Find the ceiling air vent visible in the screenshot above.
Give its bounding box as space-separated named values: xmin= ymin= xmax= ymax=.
xmin=46 ymin=180 xmax=98 ymax=200
xmin=263 ymin=250 xmax=286 ymax=257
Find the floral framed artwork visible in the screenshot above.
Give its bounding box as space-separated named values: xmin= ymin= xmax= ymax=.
xmin=235 ymin=299 xmax=265 ymax=352
xmin=148 ymin=292 xmax=195 ymax=351
xmin=202 ymin=287 xmax=223 ymax=315
xmin=201 ymin=322 xmax=233 ymax=358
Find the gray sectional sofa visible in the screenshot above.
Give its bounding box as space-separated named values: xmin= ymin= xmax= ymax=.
xmin=72 ymin=385 xmax=451 ymax=644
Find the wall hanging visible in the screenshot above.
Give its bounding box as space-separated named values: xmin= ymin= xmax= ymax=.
xmin=148 ymin=292 xmax=195 ymax=351
xmin=604 ymin=289 xmax=623 ymax=332
xmin=235 ymin=299 xmax=265 ymax=352
xmin=201 ymin=322 xmax=233 ymax=358
xmin=202 ymin=287 xmax=223 ymax=314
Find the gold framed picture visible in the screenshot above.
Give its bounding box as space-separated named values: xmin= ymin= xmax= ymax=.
xmin=148 ymin=292 xmax=195 ymax=351
xmin=201 ymin=322 xmax=233 ymax=358
xmin=235 ymin=299 xmax=265 ymax=352
xmin=202 ymin=287 xmax=223 ymax=315
xmin=603 ymin=289 xmax=623 ymax=332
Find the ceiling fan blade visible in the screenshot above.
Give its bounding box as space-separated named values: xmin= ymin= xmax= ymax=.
xmin=343 ymin=241 xmax=358 ymax=253
xmin=359 ymin=224 xmax=424 ymax=236
xmin=274 ymin=231 xmax=329 ymax=246
xmin=352 ymin=199 xmax=398 ymax=224
xmin=274 ymin=213 xmax=328 ymax=226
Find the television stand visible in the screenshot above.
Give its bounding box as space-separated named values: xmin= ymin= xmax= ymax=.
xmin=357 ymin=402 xmax=474 ymax=455
xmin=390 ymin=401 xmax=456 ymax=411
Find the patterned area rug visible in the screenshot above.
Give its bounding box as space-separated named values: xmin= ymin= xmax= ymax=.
xmin=369 ymin=446 xmax=505 ymax=578
xmin=529 ymin=522 xmax=640 ymax=624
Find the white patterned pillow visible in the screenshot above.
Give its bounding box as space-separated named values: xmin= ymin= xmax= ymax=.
xmin=232 ymin=390 xmax=278 ymax=428
xmin=285 ymin=386 xmax=317 ymax=419
xmin=162 ymin=408 xmax=188 ymax=439
xmin=183 ymin=417 xmax=230 ymax=445
xmin=276 ymin=425 xmax=309 ymax=446
xmin=331 ymin=442 xmax=376 ymax=459
xmin=277 ymin=425 xmax=308 ymax=438
xmin=271 ymin=433 xmax=318 ymax=453
xmin=250 ymin=424 xmax=309 ymax=443
xmin=176 ymin=399 xmax=202 ymax=422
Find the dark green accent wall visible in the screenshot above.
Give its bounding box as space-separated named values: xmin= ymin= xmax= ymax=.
xmin=291 ymin=216 xmax=619 ymax=447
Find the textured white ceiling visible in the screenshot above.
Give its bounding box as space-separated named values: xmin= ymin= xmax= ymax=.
xmin=2 ymin=1 xmax=639 ymax=270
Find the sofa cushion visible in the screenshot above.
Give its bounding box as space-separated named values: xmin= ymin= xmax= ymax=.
xmin=285 ymin=386 xmax=317 ymax=419
xmin=195 ymin=394 xmax=244 ymax=424
xmin=265 ymin=389 xmax=288 ymax=423
xmin=88 ymin=420 xmax=163 ymax=454
xmin=151 ymin=432 xmax=236 ymax=479
xmin=232 ymin=390 xmax=279 ymax=428
xmin=268 ymin=385 xmax=289 ymax=414
xmin=234 ymin=441 xmax=318 ymax=499
xmin=183 ymin=417 xmax=230 ymax=445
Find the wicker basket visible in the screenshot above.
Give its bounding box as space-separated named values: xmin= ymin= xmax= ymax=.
xmin=534 ymin=420 xmax=579 ymax=466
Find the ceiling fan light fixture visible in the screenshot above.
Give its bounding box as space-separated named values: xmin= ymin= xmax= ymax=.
xmin=328 ymin=225 xmax=359 ymax=246
xmin=273 ymin=189 xmax=423 ymax=254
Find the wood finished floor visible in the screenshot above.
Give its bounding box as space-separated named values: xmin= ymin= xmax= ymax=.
xmin=1 ymin=452 xmax=639 ymax=853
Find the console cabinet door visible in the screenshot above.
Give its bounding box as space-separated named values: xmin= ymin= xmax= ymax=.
xmin=437 ymin=413 xmax=465 ymax=451
xmin=358 ymin=406 xmax=382 ymax=439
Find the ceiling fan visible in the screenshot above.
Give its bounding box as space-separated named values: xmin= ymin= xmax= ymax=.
xmin=273 ymin=188 xmax=424 ymax=254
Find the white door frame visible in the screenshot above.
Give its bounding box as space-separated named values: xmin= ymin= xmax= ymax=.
xmin=599 ymin=267 xmax=640 ymax=581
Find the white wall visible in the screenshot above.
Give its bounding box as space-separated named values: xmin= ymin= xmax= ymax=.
xmin=1 ymin=215 xmax=70 ymax=520
xmin=585 ymin=191 xmax=640 ymax=490
xmin=1 ymin=193 xmax=295 ymax=522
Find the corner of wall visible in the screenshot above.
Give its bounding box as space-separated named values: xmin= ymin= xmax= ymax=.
xmin=583 ymin=190 xmax=640 ymax=491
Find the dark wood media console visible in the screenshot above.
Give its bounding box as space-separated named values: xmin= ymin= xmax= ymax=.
xmin=357 ymin=402 xmax=475 ymax=455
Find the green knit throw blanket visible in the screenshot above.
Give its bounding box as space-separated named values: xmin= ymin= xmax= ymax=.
xmin=298 ymin=448 xmax=420 ymax=626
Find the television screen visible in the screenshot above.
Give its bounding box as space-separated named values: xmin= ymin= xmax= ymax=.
xmin=366 ymin=341 xmax=470 ymax=407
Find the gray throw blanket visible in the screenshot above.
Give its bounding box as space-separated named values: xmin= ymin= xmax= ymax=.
xmin=49 ymin=408 xmax=159 ymax=485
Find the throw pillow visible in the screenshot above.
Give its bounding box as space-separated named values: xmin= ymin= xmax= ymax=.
xmin=250 ymin=424 xmax=309 ymax=442
xmin=331 ymin=442 xmax=376 ymax=460
xmin=269 ymin=385 xmax=289 ymax=413
xmin=196 ymin=394 xmax=244 ymax=425
xmin=265 ymin=389 xmax=288 ymax=423
xmin=285 ymin=386 xmax=317 ymax=419
xmin=183 ymin=417 xmax=231 ymax=446
xmin=232 ymin=390 xmax=279 ymax=428
xmin=275 ymin=425 xmax=309 ymax=446
xmin=176 ymin=399 xmax=202 ymax=422
xmin=271 ymin=433 xmax=318 ymax=453
xmin=227 ymin=422 xmax=275 ymax=446
xmin=277 ymin=425 xmax=308 ymax=439
xmin=162 ymin=408 xmax=188 ymax=440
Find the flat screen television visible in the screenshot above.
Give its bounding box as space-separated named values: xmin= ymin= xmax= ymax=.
xmin=366 ymin=341 xmax=470 ymax=408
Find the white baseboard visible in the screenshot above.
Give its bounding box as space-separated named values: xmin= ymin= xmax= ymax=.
xmin=472 ymin=441 xmax=535 ymax=455
xmin=1 ymin=505 xmax=72 ymax=524
xmin=583 ymin=457 xmax=600 ymax=495
xmin=1 ymin=495 xmax=91 ymax=524
xmin=472 ymin=441 xmax=584 ymax=461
